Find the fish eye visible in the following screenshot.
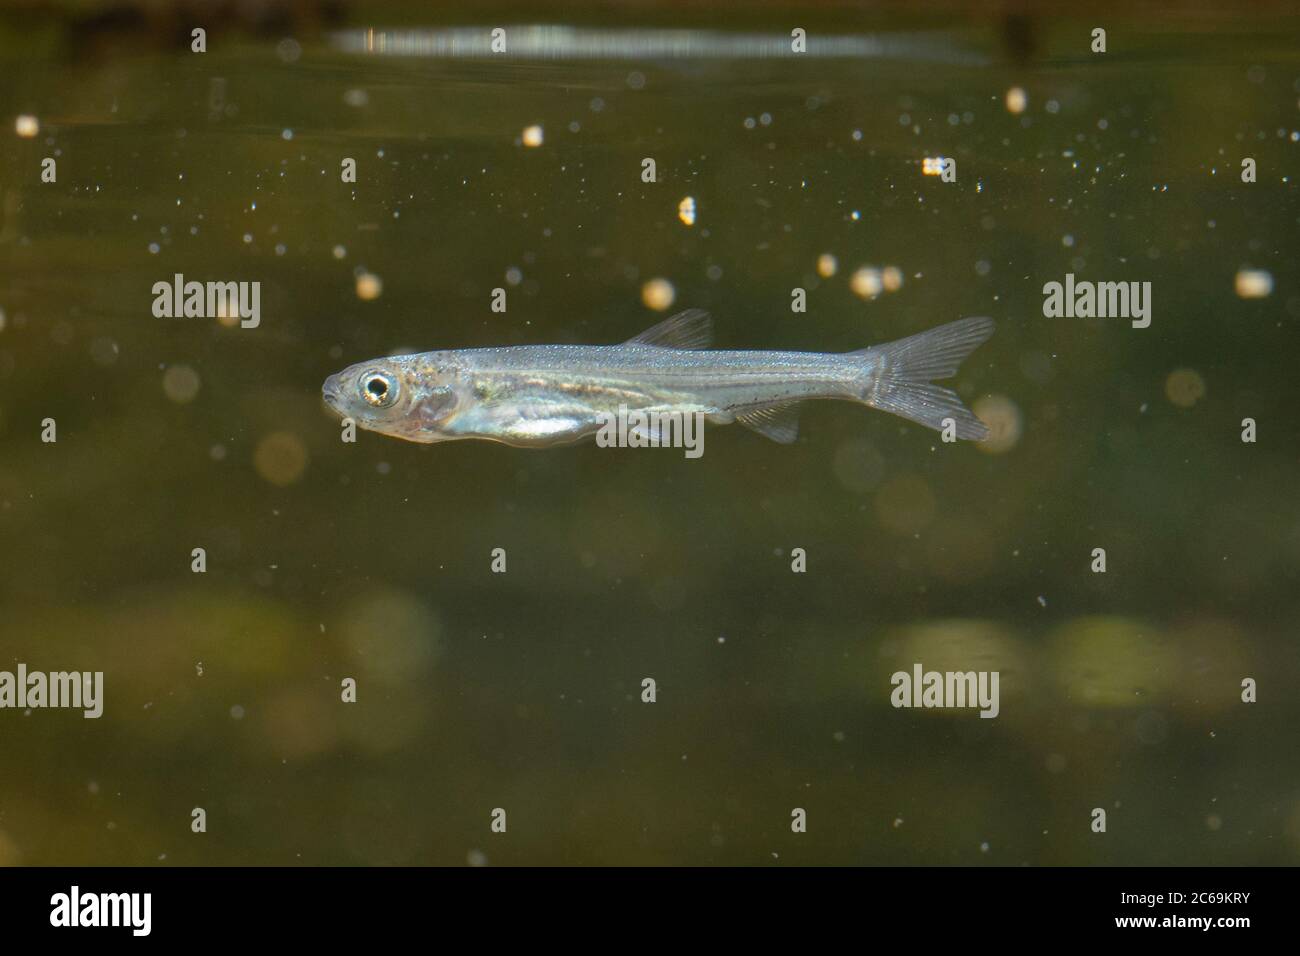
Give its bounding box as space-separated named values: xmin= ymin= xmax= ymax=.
xmin=359 ymin=370 xmax=398 ymax=408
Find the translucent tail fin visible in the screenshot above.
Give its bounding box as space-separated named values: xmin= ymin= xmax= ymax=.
xmin=857 ymin=316 xmax=994 ymax=440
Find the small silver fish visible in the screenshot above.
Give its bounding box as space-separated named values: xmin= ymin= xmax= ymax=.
xmin=321 ymin=311 xmax=994 ymax=447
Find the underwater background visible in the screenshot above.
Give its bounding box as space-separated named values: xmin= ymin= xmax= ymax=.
xmin=0 ymin=1 xmax=1297 ymax=865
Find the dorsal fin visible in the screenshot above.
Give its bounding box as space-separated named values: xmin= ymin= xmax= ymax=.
xmin=735 ymin=402 xmax=802 ymax=444
xmin=624 ymin=309 xmax=713 ymax=350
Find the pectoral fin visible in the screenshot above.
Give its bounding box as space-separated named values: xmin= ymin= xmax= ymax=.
xmin=735 ymin=402 xmax=802 ymax=444
xmin=624 ymin=309 xmax=713 ymax=350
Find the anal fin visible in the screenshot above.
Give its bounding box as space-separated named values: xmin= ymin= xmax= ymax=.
xmin=735 ymin=402 xmax=802 ymax=444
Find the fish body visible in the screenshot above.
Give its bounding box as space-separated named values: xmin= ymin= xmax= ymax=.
xmin=321 ymin=311 xmax=994 ymax=447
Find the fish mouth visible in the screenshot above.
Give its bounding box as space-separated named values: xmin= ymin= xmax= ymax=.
xmin=321 ymin=373 xmax=343 ymax=412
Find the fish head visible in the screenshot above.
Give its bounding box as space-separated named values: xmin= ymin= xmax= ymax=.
xmin=322 ymin=352 xmax=461 ymax=443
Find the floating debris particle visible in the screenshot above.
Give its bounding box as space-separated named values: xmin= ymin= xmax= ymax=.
xmin=214 ymin=290 xmax=242 ymax=328
xmin=850 ymin=266 xmax=883 ymax=299
xmin=1234 ymin=268 xmax=1273 ymax=298
xmin=677 ymin=196 xmax=697 ymax=227
xmin=254 ymin=432 xmax=308 ymax=486
xmin=921 ymin=157 xmax=948 ymax=176
xmin=1005 ymin=87 xmax=1027 ymax=114
xmin=521 ymin=124 xmax=544 ymax=147
xmin=89 ymin=337 xmax=119 ymax=367
xmin=162 ymin=365 xmax=201 ymax=404
xmin=355 ymin=271 xmax=383 ymax=300
xmin=882 ymin=265 xmax=904 ymax=292
xmin=276 ymin=38 xmax=302 ymax=64
xmin=1165 ymin=368 xmax=1206 ymax=408
xmin=816 ymin=253 xmax=837 ymax=278
xmin=15 ymin=115 xmax=38 ymax=138
xmin=972 ymin=395 xmax=1022 ymax=454
xmin=641 ymin=277 xmax=675 ymax=311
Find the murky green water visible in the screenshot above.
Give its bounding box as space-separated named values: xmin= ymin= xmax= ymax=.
xmin=1 ymin=9 xmax=1298 ymax=865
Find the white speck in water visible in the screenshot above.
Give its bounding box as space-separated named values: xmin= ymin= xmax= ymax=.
xmin=230 ymin=705 xmax=245 ymax=720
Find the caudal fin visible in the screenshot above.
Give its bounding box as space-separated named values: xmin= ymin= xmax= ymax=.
xmin=857 ymin=316 xmax=995 ymax=440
